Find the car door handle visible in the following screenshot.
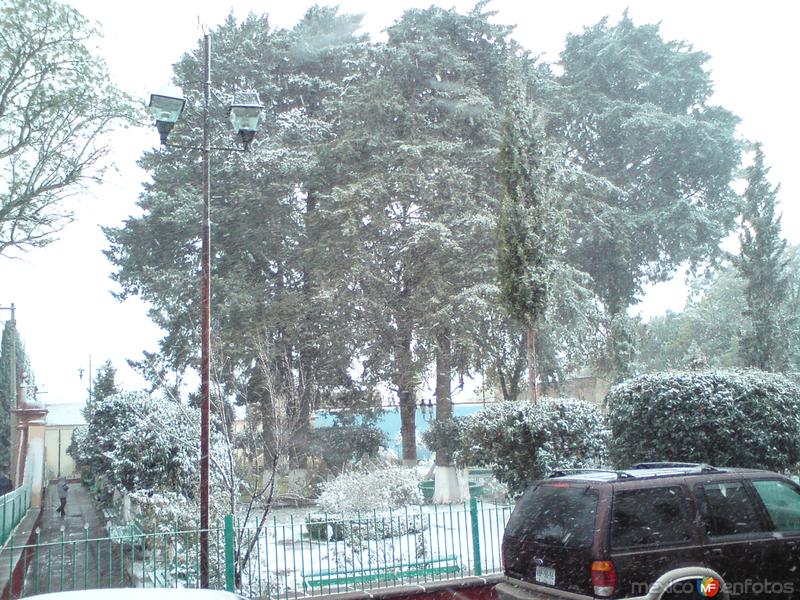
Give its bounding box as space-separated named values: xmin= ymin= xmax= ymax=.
xmin=710 ymin=548 xmax=724 ymax=554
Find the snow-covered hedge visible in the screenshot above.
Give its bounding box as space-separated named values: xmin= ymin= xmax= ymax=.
xmin=70 ymin=391 xmax=202 ymax=495
xmin=457 ymin=399 xmax=609 ymax=497
xmin=607 ymin=369 xmax=800 ymax=471
xmin=316 ymin=466 xmax=422 ymax=514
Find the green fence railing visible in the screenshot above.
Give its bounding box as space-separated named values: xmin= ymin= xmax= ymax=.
xmin=0 ymin=482 xmax=31 ymax=546
xmin=2 ymin=499 xmax=513 ymax=598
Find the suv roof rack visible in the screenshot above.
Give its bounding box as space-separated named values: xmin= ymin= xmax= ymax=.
xmin=630 ymin=462 xmax=720 ymax=472
xmin=548 ymin=468 xmax=635 ymax=479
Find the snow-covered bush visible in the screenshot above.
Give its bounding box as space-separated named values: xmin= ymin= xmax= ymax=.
xmin=607 ymin=369 xmax=800 ymax=471
xmin=458 ymin=399 xmax=609 ymax=497
xmin=316 ymin=466 xmax=422 ymax=514
xmin=70 ymin=391 xmax=201 ymax=495
xmin=128 ymin=490 xmax=197 ymax=533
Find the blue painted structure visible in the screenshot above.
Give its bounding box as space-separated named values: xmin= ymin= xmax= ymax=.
xmin=313 ymin=403 xmax=486 ymax=460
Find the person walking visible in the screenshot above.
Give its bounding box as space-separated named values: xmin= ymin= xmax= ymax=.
xmin=55 ymin=476 xmax=69 ymax=517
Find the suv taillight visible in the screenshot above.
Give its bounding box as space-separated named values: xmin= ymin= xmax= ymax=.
xmin=501 ymin=540 xmax=507 ymax=572
xmin=591 ymin=561 xmax=617 ymax=597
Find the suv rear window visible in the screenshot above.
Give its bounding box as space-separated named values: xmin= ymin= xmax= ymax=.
xmin=505 ymin=484 xmax=598 ymax=548
xmin=611 ymin=486 xmax=693 ymax=548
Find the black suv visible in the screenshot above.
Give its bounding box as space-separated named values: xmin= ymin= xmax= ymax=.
xmin=496 ymin=463 xmax=800 ymax=600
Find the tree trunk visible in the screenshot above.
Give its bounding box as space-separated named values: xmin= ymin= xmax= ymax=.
xmin=434 ymin=331 xmax=452 ymax=466
xmin=295 ymin=189 xmax=318 ymax=471
xmin=398 ymin=385 xmax=417 ymax=466
xmin=433 ymin=330 xmax=463 ymax=503
xmin=396 ymin=331 xmax=417 ymax=465
xmin=527 ymin=325 xmax=538 ymax=403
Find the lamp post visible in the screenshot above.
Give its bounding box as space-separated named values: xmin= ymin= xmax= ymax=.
xmin=148 ymin=33 xmax=263 ymax=588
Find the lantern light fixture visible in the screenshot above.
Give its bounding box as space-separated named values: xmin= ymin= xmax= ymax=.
xmin=147 ymin=91 xmax=186 ymax=145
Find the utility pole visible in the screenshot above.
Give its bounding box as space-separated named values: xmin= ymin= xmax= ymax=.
xmin=199 ymin=31 xmax=212 ymax=589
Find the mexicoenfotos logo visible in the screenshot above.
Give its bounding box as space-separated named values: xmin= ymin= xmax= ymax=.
xmin=697 ymin=577 xmax=721 ymax=597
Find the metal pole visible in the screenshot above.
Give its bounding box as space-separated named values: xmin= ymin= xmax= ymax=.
xmin=200 ymin=31 xmax=212 ymax=589
xmin=470 ymin=496 xmax=482 ymax=576
xmin=224 ymin=514 xmax=235 ymax=592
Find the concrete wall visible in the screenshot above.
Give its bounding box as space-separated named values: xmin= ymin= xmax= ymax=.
xmin=44 ymin=427 xmax=78 ymax=480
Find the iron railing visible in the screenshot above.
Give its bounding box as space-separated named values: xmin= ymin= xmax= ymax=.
xmin=0 ymin=482 xmax=31 ymax=545
xmin=4 ymin=499 xmax=513 ymax=598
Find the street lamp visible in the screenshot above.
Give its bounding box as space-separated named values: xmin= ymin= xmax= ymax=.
xmin=148 ymin=33 xmax=262 ymax=589
xmin=147 ymin=93 xmax=185 ymax=145
xmin=228 ymin=91 xmax=264 ymax=150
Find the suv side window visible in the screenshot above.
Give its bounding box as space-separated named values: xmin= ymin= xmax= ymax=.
xmin=697 ymin=481 xmax=766 ymax=537
xmin=611 ymin=486 xmax=693 ymax=549
xmin=753 ymin=479 xmax=800 ymax=532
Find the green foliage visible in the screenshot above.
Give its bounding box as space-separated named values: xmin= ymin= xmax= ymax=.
xmin=105 ymin=8 xmax=372 ymax=466
xmin=497 ymin=92 xmax=558 ymax=329
xmin=457 ymin=399 xmax=608 ymax=497
xmin=0 ymin=0 xmax=133 ymax=255
xmin=92 ymin=360 xmax=119 ymax=402
xmin=420 ymin=417 xmax=465 ymax=460
xmin=736 ymin=144 xmax=790 ymax=371
xmin=638 ymin=271 xmax=744 ymax=372
xmin=104 ymin=7 xmax=748 ymax=430
xmin=639 ymin=245 xmax=800 ymax=374
xmin=308 ymin=425 xmax=386 ymax=474
xmin=0 ymin=320 xmax=30 ymax=467
xmin=557 ymin=12 xmax=741 ymax=317
xmin=607 ymin=370 xmax=800 ymax=471
xmin=70 ymin=391 xmax=202 ymax=495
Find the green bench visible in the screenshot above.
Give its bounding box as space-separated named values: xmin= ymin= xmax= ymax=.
xmin=302 ymin=555 xmax=461 ymax=591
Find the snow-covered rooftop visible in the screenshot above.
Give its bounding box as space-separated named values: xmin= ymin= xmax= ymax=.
xmin=45 ymin=403 xmax=86 ymax=426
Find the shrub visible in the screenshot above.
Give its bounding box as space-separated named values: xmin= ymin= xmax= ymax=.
xmin=457 ymin=399 xmax=608 ymax=497
xmin=607 ymin=369 xmax=800 ymax=471
xmin=308 ymin=425 xmax=386 ymax=474
xmin=69 ymin=391 xmax=201 ymax=495
xmin=316 ymin=466 xmax=422 ymax=514
xmin=420 ymin=417 xmax=464 ymax=459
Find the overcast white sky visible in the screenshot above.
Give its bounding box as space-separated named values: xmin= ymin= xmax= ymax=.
xmin=1 ymin=0 xmax=798 ymax=403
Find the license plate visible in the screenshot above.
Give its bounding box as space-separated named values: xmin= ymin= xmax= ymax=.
xmin=535 ymin=566 xmax=556 ymax=586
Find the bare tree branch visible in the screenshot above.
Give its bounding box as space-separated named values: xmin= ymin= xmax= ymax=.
xmin=0 ymin=0 xmax=135 ymax=256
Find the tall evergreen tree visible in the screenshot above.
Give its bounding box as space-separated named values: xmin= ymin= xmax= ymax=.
xmin=0 ymin=320 xmax=18 ymax=466
xmin=497 ymin=90 xmax=559 ymax=402
xmin=0 ymin=317 xmax=30 ymax=467
xmin=326 ymin=4 xmax=519 ymax=463
xmin=556 ymin=13 xmax=742 ymax=375
xmin=106 ymin=9 xmax=370 ymax=472
xmin=92 ymin=360 xmax=119 ymax=403
xmin=736 ymin=144 xmax=789 ymax=371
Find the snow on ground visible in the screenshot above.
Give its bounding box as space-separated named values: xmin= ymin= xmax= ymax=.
xmin=235 ymin=500 xmax=513 ymax=598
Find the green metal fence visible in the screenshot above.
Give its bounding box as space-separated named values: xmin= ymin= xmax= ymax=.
xmin=3 ymin=499 xmax=513 ymax=598
xmin=233 ymin=498 xmax=513 ymax=599
xmin=0 ymin=482 xmax=31 ymax=545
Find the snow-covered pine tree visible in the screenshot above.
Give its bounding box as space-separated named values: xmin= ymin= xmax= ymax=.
xmin=737 ymin=143 xmax=790 ymax=371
